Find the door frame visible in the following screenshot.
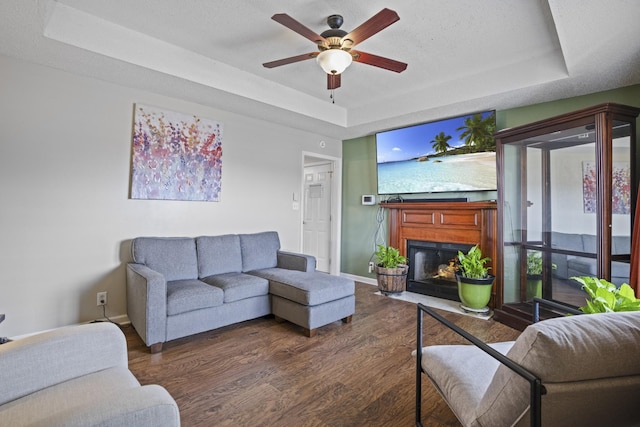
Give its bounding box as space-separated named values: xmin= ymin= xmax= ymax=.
xmin=301 ymin=151 xmax=342 ymax=275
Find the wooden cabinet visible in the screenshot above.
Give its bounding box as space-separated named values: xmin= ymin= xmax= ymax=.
xmin=494 ymin=103 xmax=640 ymax=329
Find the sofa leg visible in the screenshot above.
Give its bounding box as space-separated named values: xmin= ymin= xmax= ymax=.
xmin=342 ymin=315 xmax=353 ymax=324
xmin=306 ymin=328 xmax=317 ymax=338
xmin=149 ymin=342 xmax=163 ymax=354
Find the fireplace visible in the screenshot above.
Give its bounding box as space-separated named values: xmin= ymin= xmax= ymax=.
xmin=407 ymin=240 xmax=473 ymax=301
xmin=381 ymin=200 xmax=499 ymax=307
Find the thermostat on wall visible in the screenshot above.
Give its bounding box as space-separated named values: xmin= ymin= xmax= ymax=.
xmin=362 ymin=195 xmax=376 ymax=205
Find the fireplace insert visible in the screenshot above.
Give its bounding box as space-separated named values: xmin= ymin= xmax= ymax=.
xmin=407 ymin=240 xmax=473 ymax=301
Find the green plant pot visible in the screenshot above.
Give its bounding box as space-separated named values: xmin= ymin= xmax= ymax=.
xmin=526 ymin=274 xmax=542 ymax=301
xmin=456 ymin=274 xmax=494 ymax=310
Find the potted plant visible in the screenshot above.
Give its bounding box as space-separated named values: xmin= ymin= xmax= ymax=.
xmin=525 ymin=251 xmax=556 ymax=300
xmin=456 ymin=245 xmax=494 ymax=312
xmin=374 ymin=244 xmax=408 ymax=295
xmin=571 ymin=276 xmax=640 ymax=313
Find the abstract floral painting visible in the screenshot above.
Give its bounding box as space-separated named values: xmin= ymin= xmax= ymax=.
xmin=582 ymin=161 xmax=630 ymax=214
xmin=131 ymin=104 xmax=222 ymax=201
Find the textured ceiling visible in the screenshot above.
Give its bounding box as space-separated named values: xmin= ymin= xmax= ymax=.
xmin=1 ymin=0 xmax=639 ymax=139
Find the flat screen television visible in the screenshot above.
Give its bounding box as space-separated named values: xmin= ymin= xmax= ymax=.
xmin=375 ymin=110 xmax=497 ymax=195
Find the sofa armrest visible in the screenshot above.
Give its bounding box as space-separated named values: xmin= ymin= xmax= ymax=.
xmin=126 ymin=263 xmax=167 ymax=348
xmin=37 ymin=385 xmax=180 ymax=427
xmin=0 ymin=323 xmax=127 ymax=406
xmin=277 ymin=251 xmax=316 ymax=272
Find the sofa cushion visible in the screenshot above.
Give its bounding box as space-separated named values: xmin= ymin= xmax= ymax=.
xmin=166 ymin=279 xmax=223 ymax=315
xmin=567 ymin=257 xmax=630 ymax=283
xmin=419 ymin=342 xmax=514 ymax=427
xmin=253 ymin=268 xmax=354 ymax=306
xmin=613 ymin=235 xmax=631 ymax=255
xmin=551 ymin=232 xmax=584 ymax=252
xmin=581 ymin=234 xmax=597 ymax=253
xmin=476 ymin=311 xmax=640 ymax=426
xmin=567 ymin=256 xmax=597 ymax=276
xmin=132 ymin=237 xmax=198 ymax=281
xmin=611 ymin=261 xmax=631 ymax=280
xmin=196 ymin=234 xmax=242 ymax=277
xmin=239 ymin=232 xmax=280 ymax=272
xmin=201 ymin=272 xmax=269 ymax=303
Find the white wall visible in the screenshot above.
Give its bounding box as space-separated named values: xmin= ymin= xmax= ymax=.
xmin=0 ymin=55 xmax=341 ymax=337
xmin=549 ymin=143 xmax=631 ymax=235
xmin=521 ymin=142 xmax=632 ymax=238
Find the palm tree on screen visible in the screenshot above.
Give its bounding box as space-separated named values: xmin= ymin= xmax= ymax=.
xmin=456 ymin=112 xmax=496 ymax=151
xmin=431 ymin=132 xmax=452 ymax=155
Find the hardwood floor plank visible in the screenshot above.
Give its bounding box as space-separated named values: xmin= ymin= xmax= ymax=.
xmin=124 ymin=282 xmax=520 ymax=426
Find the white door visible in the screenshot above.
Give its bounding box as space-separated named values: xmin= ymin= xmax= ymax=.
xmin=303 ymin=162 xmax=333 ymax=272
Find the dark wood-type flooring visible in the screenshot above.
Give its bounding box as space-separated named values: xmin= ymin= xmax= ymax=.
xmin=124 ymin=282 xmax=520 ymax=426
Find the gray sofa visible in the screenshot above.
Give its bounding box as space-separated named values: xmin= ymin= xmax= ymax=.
xmin=551 ymin=231 xmax=630 ymax=284
xmin=127 ymin=231 xmax=355 ymax=353
xmin=0 ymin=322 xmax=180 ymax=427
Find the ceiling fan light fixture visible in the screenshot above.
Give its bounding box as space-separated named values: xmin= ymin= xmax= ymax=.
xmin=316 ymin=49 xmax=352 ymax=75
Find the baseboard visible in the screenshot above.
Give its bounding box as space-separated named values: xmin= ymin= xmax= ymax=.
xmin=10 ymin=314 xmax=131 ymax=340
xmin=96 ymin=314 xmax=131 ymax=326
xmin=341 ymin=272 xmax=377 ymax=286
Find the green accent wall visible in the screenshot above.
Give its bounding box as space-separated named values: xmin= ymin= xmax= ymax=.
xmin=498 ymin=85 xmax=640 ymax=129
xmin=341 ymin=84 xmax=640 ymax=278
xmin=341 ymin=135 xmax=381 ymax=276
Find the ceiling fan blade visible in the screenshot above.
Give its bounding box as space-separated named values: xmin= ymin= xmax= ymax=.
xmin=263 ymin=52 xmax=319 ymax=68
xmin=271 ymin=13 xmax=328 ymax=47
xmin=342 ymin=8 xmax=399 ymax=47
xmin=327 ymin=73 xmax=341 ymax=90
xmin=352 ymin=50 xmax=407 ymax=73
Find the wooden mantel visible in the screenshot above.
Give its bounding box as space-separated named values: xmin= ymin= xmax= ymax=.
xmin=381 ymin=201 xmax=500 ymax=308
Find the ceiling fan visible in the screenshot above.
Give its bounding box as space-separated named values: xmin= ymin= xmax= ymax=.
xmin=263 ymin=8 xmax=407 ymax=91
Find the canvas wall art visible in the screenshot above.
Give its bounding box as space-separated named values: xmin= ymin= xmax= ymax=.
xmin=582 ymin=161 xmax=630 ymax=214
xmin=131 ymin=104 xmax=222 ymax=201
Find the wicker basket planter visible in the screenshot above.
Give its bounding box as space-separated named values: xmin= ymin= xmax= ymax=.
xmin=376 ymin=264 xmax=408 ymax=295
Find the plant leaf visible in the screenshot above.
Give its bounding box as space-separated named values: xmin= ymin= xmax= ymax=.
xmin=574 ymin=276 xmax=640 ymax=313
xmin=618 ymin=283 xmax=636 ymax=301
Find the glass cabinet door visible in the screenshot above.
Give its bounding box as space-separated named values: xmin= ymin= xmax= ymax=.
xmin=497 ymin=104 xmax=640 ymax=317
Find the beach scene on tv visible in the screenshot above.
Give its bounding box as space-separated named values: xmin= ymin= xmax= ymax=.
xmin=376 ymin=111 xmax=497 ymax=194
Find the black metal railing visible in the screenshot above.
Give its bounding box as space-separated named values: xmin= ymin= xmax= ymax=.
xmin=532 ymin=297 xmax=582 ymax=322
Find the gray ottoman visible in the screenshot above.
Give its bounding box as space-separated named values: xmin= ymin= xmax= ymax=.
xmin=250 ymin=268 xmax=355 ymax=337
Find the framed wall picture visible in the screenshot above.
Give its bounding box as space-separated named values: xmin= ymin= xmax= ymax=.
xmin=582 ymin=161 xmax=630 ymax=214
xmin=130 ymin=104 xmax=223 ymax=201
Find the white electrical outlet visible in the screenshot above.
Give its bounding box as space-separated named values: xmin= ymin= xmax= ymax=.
xmin=97 ymin=291 xmax=107 ymax=306
xmin=368 ymin=262 xmax=375 ymax=273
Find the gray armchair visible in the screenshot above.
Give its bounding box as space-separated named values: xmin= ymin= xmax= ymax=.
xmin=416 ymin=301 xmax=640 ymax=426
xmin=0 ymin=322 xmax=180 ymax=426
